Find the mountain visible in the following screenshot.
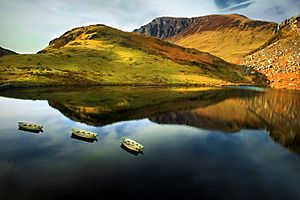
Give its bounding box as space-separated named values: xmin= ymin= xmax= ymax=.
xmin=134 ymin=14 xmax=277 ymax=62
xmin=0 ymin=24 xmax=250 ymax=88
xmin=0 ymin=46 xmax=17 ymax=57
xmin=242 ymin=14 xmax=300 ymax=89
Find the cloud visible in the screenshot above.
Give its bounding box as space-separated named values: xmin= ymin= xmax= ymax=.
xmin=214 ymin=0 xmax=255 ymax=11
xmin=0 ymin=0 xmax=299 ymax=53
xmin=216 ymin=0 xmax=300 ymax=22
xmin=214 ymin=0 xmax=254 ymax=10
xmin=0 ymin=0 xmax=160 ymax=53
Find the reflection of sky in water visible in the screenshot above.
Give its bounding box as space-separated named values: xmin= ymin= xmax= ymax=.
xmin=0 ymin=97 xmax=300 ymax=199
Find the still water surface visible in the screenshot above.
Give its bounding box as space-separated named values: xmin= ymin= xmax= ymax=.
xmin=0 ymin=87 xmax=299 ymax=199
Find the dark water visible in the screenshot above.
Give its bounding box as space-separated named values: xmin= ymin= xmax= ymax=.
xmin=0 ymin=86 xmax=299 ymax=200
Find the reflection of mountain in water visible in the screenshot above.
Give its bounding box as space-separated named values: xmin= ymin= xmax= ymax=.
xmin=1 ymin=87 xmax=299 ymax=154
xmin=238 ymin=91 xmax=300 ymax=154
xmin=46 ymin=88 xmax=300 ymax=153
xmin=47 ymin=88 xmax=255 ymax=126
xmin=150 ymin=90 xmax=300 ymax=154
xmin=150 ymin=99 xmax=266 ymax=132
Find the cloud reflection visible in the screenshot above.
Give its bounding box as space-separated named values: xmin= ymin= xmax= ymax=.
xmin=1 ymin=90 xmax=300 ymax=199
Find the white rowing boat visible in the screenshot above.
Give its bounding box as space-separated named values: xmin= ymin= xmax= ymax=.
xmin=18 ymin=121 xmax=43 ymax=132
xmin=121 ymin=137 xmax=144 ymax=152
xmin=71 ymin=128 xmax=98 ymax=140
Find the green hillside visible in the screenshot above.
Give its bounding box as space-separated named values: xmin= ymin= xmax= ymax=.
xmin=0 ymin=24 xmax=250 ymax=88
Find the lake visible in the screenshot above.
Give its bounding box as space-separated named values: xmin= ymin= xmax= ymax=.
xmin=0 ymin=86 xmax=299 ymax=200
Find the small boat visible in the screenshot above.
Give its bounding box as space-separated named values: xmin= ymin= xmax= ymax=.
xmin=71 ymin=128 xmax=98 ymax=140
xmin=18 ymin=121 xmax=43 ymax=132
xmin=121 ymin=137 xmax=144 ymax=153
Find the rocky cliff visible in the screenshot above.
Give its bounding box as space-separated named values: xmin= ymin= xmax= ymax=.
xmin=134 ymin=17 xmax=198 ymax=39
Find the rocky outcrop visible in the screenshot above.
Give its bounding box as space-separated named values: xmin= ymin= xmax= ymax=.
xmin=133 ymin=17 xmax=198 ymax=39
xmin=242 ymin=13 xmax=300 ymax=89
xmin=276 ymin=13 xmax=300 ymax=32
xmin=0 ymin=46 xmax=17 ymax=57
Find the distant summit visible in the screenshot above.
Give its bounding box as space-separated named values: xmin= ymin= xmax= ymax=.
xmin=134 ymin=14 xmax=250 ymax=39
xmin=134 ymin=14 xmax=277 ymax=62
xmin=0 ymin=46 xmax=17 ymax=57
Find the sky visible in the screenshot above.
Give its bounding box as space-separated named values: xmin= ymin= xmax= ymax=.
xmin=0 ymin=0 xmax=299 ymax=53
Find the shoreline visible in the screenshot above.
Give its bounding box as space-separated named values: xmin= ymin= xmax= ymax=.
xmin=0 ymin=82 xmax=262 ymax=91
xmin=1 ymin=82 xmax=299 ymax=92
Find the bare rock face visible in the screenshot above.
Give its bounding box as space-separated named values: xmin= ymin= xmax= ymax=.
xmin=276 ymin=13 xmax=300 ymax=32
xmin=133 ymin=17 xmax=198 ymax=39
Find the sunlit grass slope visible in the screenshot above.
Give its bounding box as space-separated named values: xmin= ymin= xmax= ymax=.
xmin=0 ymin=24 xmax=250 ymax=87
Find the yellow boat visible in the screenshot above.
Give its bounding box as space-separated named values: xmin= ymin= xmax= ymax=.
xmin=18 ymin=121 xmax=43 ymax=132
xmin=71 ymin=128 xmax=98 ymax=140
xmin=121 ymin=137 xmax=144 ymax=152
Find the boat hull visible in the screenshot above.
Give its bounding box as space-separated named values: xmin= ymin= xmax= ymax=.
xmin=71 ymin=128 xmax=98 ymax=140
xmin=121 ymin=137 xmax=144 ymax=152
xmin=18 ymin=122 xmax=43 ymax=132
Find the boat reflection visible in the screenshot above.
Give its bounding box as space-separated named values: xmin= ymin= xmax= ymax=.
xmin=71 ymin=133 xmax=98 ymax=143
xmin=18 ymin=127 xmax=43 ymax=134
xmin=120 ymin=143 xmax=144 ymax=156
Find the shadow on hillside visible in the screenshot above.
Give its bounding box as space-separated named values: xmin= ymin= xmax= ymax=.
xmin=239 ymin=64 xmax=270 ymax=87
